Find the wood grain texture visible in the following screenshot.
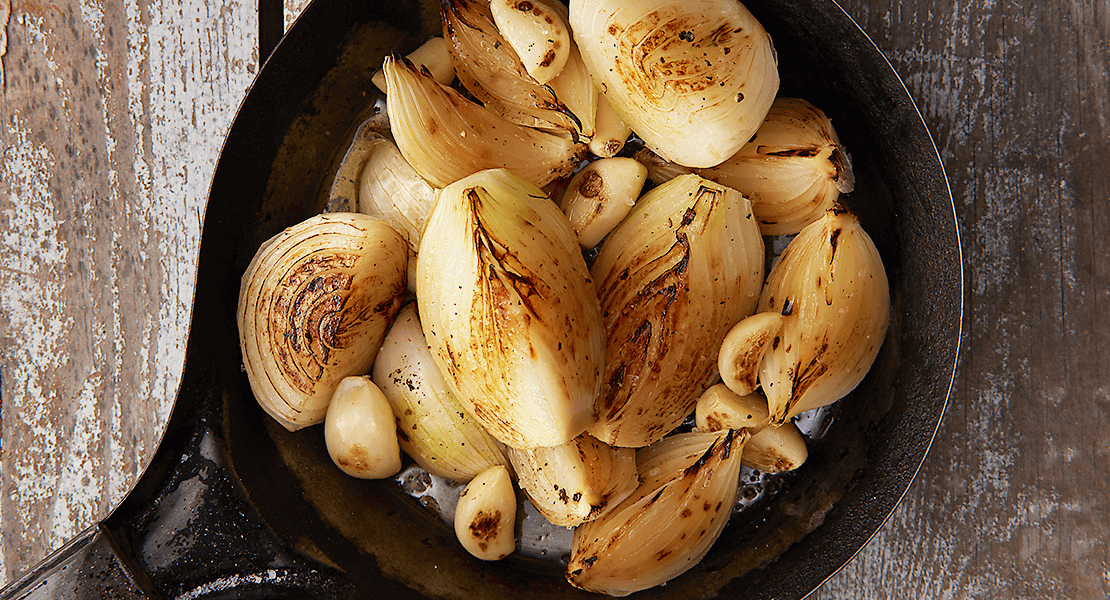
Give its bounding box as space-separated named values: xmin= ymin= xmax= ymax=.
xmin=1 ymin=0 xmax=1107 ymax=596
xmin=0 ymin=0 xmax=255 ymax=586
xmin=814 ymin=1 xmax=1110 ymax=598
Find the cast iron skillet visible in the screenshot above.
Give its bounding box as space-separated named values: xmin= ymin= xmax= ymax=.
xmin=3 ymin=0 xmax=962 ymax=598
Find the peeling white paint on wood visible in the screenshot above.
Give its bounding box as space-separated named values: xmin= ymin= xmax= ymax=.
xmin=284 ymin=0 xmax=313 ymax=33
xmin=0 ymin=0 xmax=256 ymax=585
xmin=0 ymin=0 xmax=9 ymax=89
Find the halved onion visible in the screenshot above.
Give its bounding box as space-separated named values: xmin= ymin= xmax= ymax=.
xmin=570 ymin=0 xmax=779 ymax=167
xmin=238 ymin=213 xmax=407 ymax=431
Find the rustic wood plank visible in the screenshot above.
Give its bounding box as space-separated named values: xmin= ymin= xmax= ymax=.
xmin=1 ymin=0 xmax=1108 ymax=596
xmin=283 ymin=0 xmax=312 ymax=33
xmin=814 ymin=1 xmax=1110 ymax=598
xmin=0 ymin=0 xmax=255 ymax=585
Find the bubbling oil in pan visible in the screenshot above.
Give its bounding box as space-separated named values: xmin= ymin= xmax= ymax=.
xmin=393 ymin=404 xmax=833 ymax=563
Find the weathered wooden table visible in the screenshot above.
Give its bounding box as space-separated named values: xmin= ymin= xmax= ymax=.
xmin=1 ymin=0 xmax=1106 ymax=597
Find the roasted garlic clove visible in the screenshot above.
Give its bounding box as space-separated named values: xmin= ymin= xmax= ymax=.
xmin=567 ymin=430 xmax=745 ymax=596
xmin=548 ymin=37 xmax=598 ymax=140
xmin=383 ymin=55 xmax=584 ymax=188
xmin=455 ymin=465 xmax=517 ymax=561
xmin=588 ymin=92 xmax=632 ymax=158
xmin=508 ymin=433 xmax=638 ymax=527
xmin=558 ymin=157 xmax=648 ymax=248
xmin=441 ymin=0 xmax=581 ymax=133
xmin=372 ymin=303 xmax=510 ymax=482
xmin=694 ymin=383 xmax=766 ymax=433
xmin=695 ymin=383 xmax=807 ymax=473
xmin=718 ymin=311 xmax=784 ymax=396
xmin=570 ymin=0 xmax=778 ymax=168
xmin=758 ymin=207 xmax=890 ymax=424
xmin=490 ymin=0 xmax=571 ymax=84
xmin=238 ymin=213 xmax=407 ymax=431
xmin=695 ymin=97 xmax=855 ymax=236
xmin=356 ymin=134 xmax=437 ymax=252
xmin=590 ymin=174 xmax=765 ymax=447
xmin=324 ymin=376 xmax=402 ymax=479
xmin=417 ymin=169 xmax=605 ymax=449
xmin=371 ymin=36 xmax=455 ymax=93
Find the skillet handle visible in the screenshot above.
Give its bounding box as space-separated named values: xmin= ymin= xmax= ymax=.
xmin=0 ymin=526 xmax=155 ymax=599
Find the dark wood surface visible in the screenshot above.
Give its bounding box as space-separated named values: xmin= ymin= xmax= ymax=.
xmin=1 ymin=0 xmax=1107 ymax=597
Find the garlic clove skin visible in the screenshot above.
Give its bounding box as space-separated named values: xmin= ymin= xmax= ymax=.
xmin=567 ymin=430 xmax=745 ymax=596
xmin=634 ymin=146 xmax=692 ymax=184
xmin=589 ymin=174 xmax=765 ymax=447
xmin=455 ymin=465 xmax=517 ymax=561
xmin=633 ymin=146 xmax=695 ymax=185
xmin=507 ymin=433 xmax=638 ymax=527
xmin=558 ymin=157 xmax=647 ymax=249
xmin=717 ymin=311 xmax=785 ymax=396
xmin=324 ymin=376 xmax=403 ymax=479
xmin=417 ymin=169 xmax=605 ymax=449
xmin=694 ymin=383 xmax=807 ymax=473
xmin=383 ymin=55 xmax=584 ymax=188
xmin=356 ymin=135 xmax=437 ymax=253
xmin=758 ymin=207 xmax=890 ymax=424
xmin=490 ymin=0 xmax=571 ymax=85
xmin=371 ymin=36 xmax=455 ymax=93
xmin=372 ymin=303 xmax=510 ymax=482
xmin=238 ymin=213 xmax=408 ymax=431
xmin=570 ymin=0 xmax=779 ymax=168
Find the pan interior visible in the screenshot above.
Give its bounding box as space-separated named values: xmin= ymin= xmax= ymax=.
xmin=219 ymin=1 xmax=959 ymax=599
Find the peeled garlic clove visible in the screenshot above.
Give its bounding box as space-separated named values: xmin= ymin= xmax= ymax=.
xmin=383 ymin=56 xmax=584 ymax=188
xmin=373 ymin=303 xmax=510 ymax=482
xmin=589 ymin=174 xmax=764 ymax=447
xmin=372 ymin=36 xmax=454 ymax=93
xmin=718 ymin=311 xmax=784 ymax=396
xmin=694 ymin=384 xmax=807 ymax=472
xmin=417 ymin=169 xmax=605 ymax=449
xmin=357 ymin=135 xmax=436 ymax=252
xmin=695 ymin=383 xmax=766 ymax=433
xmin=490 ymin=0 xmax=570 ymax=84
xmin=441 ymin=0 xmax=581 ymax=133
xmin=567 ymin=430 xmax=744 ymax=596
xmin=324 ymin=376 xmax=402 ymax=479
xmin=455 ymin=465 xmax=517 ymax=561
xmin=558 ymin=157 xmax=647 ymax=248
xmin=238 ymin=213 xmax=408 ymax=431
xmin=508 ymin=434 xmax=638 ymax=527
xmin=697 ymin=98 xmax=855 ymax=236
xmin=588 ymin=92 xmax=632 ymax=158
xmin=758 ymin=207 xmax=890 ymax=425
xmin=744 ymin=421 xmax=807 ymax=473
xmin=570 ymin=0 xmax=778 ymax=168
